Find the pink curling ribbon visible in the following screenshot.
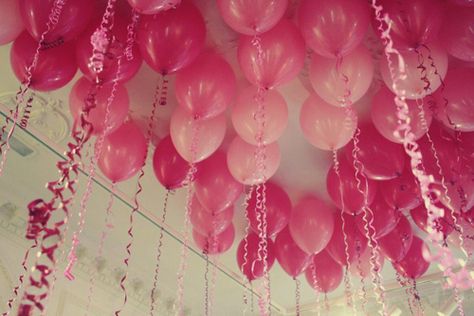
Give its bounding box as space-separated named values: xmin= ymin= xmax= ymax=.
xmin=241 ymin=186 xmax=254 ymax=314
xmin=309 ymin=264 xmax=322 ymax=316
xmin=125 ymin=10 xmax=140 ymax=62
xmin=204 ymin=250 xmax=210 ymax=316
xmin=354 ymin=242 xmax=368 ymax=315
xmin=395 ymin=271 xmax=414 ymax=316
xmin=294 ymin=278 xmax=301 ymax=316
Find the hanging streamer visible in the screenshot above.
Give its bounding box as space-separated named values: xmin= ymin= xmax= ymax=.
xmin=354 ymin=241 xmax=368 ymax=314
xmin=395 ymin=270 xmax=414 ymax=316
xmin=209 ymin=256 xmax=218 ymax=316
xmin=294 ymin=278 xmax=301 ymax=316
xmin=310 ymin=264 xmax=322 ymax=316
xmin=204 ymin=251 xmax=210 ymax=316
xmin=241 ymin=186 xmax=254 ymax=315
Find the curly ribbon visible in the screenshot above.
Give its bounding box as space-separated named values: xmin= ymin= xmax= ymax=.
xmin=310 ymin=264 xmax=321 ymax=316
xmin=124 ymin=10 xmax=140 ymax=62
xmin=395 ymin=271 xmax=414 ymax=316
xmin=354 ymin=241 xmax=368 ymax=315
xmin=241 ymin=187 xmax=253 ymax=315
xmin=85 ymin=184 xmax=116 ymax=315
xmin=150 ymin=189 xmax=172 ymax=315
xmin=324 ymin=293 xmax=330 ymax=312
xmin=204 ymin=251 xmax=210 ymax=316
xmin=371 ymin=0 xmax=474 ymax=294
xmin=0 ymin=0 xmax=66 ymax=177
xmin=294 ymin=278 xmax=301 ymax=316
xmin=411 ymin=280 xmax=425 ymax=315
xmin=209 ymin=256 xmax=218 ymax=316
xmin=331 ymin=150 xmax=356 ymax=311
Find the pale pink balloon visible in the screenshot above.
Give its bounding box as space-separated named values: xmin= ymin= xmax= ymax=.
xmin=226 ymin=136 xmax=281 ymax=185
xmin=69 ymin=77 xmax=129 ymax=135
xmin=231 ymin=86 xmax=288 ymax=145
xmin=127 ymin=0 xmax=181 ymax=14
xmin=298 ymin=0 xmax=370 ymax=58
xmin=349 ymin=245 xmax=384 ymax=279
xmin=371 ymin=86 xmax=432 ymax=143
xmin=237 ymin=19 xmax=305 ymax=89
xmin=189 ymin=196 xmax=234 ymax=236
xmin=380 ymin=43 xmax=448 ymax=100
xmin=310 ymin=45 xmax=374 ymax=107
xmin=300 ymin=94 xmax=357 ymax=151
xmin=440 ymin=6 xmax=474 ymax=62
xmin=0 ymin=0 xmax=24 ymax=45
xmin=170 ymin=107 xmax=226 ymax=163
xmin=216 ymin=0 xmax=288 ymax=35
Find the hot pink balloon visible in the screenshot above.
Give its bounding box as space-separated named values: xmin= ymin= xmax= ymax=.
xmin=247 ymin=182 xmax=291 ymax=237
xmin=449 ymin=0 xmax=474 ymax=6
xmin=300 ymin=94 xmax=357 ymax=151
xmin=195 ymin=151 xmax=244 ymax=214
xmin=231 ymin=86 xmax=288 ymax=145
xmin=19 ymin=0 xmax=93 ymax=44
xmin=380 ymin=167 xmax=422 ymax=212
xmin=193 ymin=224 xmax=235 ymax=255
xmin=175 ymin=52 xmax=236 ymax=120
xmin=137 ymin=2 xmax=206 ymax=75
xmin=343 ymin=122 xmax=405 ymax=180
xmin=298 ymin=0 xmax=370 ymax=58
xmin=371 ymin=86 xmax=432 ymax=143
xmin=378 ymin=215 xmax=413 ymax=262
xmin=326 ymin=214 xmax=368 ymax=266
xmin=289 ymin=196 xmax=335 ymax=255
xmin=0 ymin=0 xmax=24 ymax=45
xmin=190 ymin=197 xmax=234 ymax=236
xmin=349 ymin=245 xmax=385 ymax=279
xmin=152 ymin=136 xmax=190 ymax=190
xmin=355 ymin=194 xmax=400 ymax=239
xmin=376 ymin=0 xmax=445 ymax=50
xmin=236 ymin=233 xmax=276 ymax=281
xmin=98 ymin=121 xmax=147 ymax=183
xmin=11 ymin=32 xmax=77 ymax=91
xmin=275 ymin=227 xmax=312 ymax=278
xmin=440 ymin=6 xmax=474 ymax=62
xmin=237 ymin=19 xmax=305 ymax=89
xmin=127 ymin=0 xmax=181 ymax=14
xmin=410 ymin=204 xmax=455 ymax=236
xmin=380 ymin=43 xmax=448 ymax=100
xmin=216 ymin=0 xmax=288 ymax=35
xmin=434 ymin=175 xmax=474 ymax=214
xmin=305 ymin=250 xmax=343 ymax=293
xmin=226 ymin=136 xmax=281 ymax=185
xmin=393 ymin=236 xmax=430 ymax=279
xmin=170 ymin=107 xmax=226 ymax=163
xmin=326 ymin=154 xmax=378 ymax=214
xmin=69 ymin=77 xmax=129 ymax=135
xmin=310 ymin=45 xmax=374 ymax=107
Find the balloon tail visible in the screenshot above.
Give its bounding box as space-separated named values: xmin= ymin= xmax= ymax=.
xmin=355 ymin=243 xmax=368 ymax=314
xmin=209 ymin=256 xmax=218 ymax=316
xmin=395 ymin=271 xmax=414 ymax=316
xmin=295 ymin=278 xmax=301 ymax=316
xmin=124 ymin=10 xmax=140 ymax=62
xmin=241 ymin=186 xmax=254 ymax=315
xmin=335 ymin=57 xmax=352 ymax=107
xmin=324 ymin=293 xmax=330 ymax=312
xmin=310 ymin=264 xmax=321 ymax=316
xmin=204 ymin=252 xmax=210 ymax=316
xmin=159 ymin=76 xmax=169 ymax=106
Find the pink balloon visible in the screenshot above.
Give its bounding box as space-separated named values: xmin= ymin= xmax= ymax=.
xmin=440 ymin=6 xmax=474 ymax=62
xmin=127 ymin=0 xmax=181 ymax=14
xmin=0 ymin=0 xmax=24 ymax=45
xmin=247 ymin=182 xmax=291 ymax=237
xmin=378 ymin=215 xmax=413 ymax=262
xmin=371 ymin=86 xmax=432 ymax=143
xmin=305 ymin=250 xmax=343 ymax=293
xmin=435 ymin=175 xmax=474 ymax=214
xmin=298 ymin=0 xmax=369 ymax=58
xmin=275 ymin=227 xmax=312 ymax=278
xmin=175 ymin=52 xmax=236 ymax=120
xmin=435 ymin=68 xmax=474 ymax=132
xmin=190 ymin=197 xmax=233 ymax=236
xmin=195 ymin=151 xmax=244 ymax=214
xmin=137 ymin=2 xmax=206 ymax=75
xmin=300 ymin=94 xmax=357 ymax=151
xmin=448 ymin=217 xmax=474 ymax=255
xmin=236 ymin=233 xmax=276 ymax=281
xmin=19 ymin=0 xmax=93 ymax=44
xmin=348 ymin=245 xmax=385 ymax=279
xmin=193 ymin=224 xmax=235 ymax=255
xmin=11 ymin=32 xmax=77 ymax=91
xmin=289 ymin=196 xmax=335 ymax=255
xmin=449 ymin=0 xmax=474 ymax=6
xmin=237 ymin=19 xmax=305 ymax=89
xmin=98 ymin=121 xmax=147 ymax=183
xmin=326 ymin=214 xmax=368 ymax=266
xmin=170 ymin=107 xmax=226 ymax=163
xmin=76 ymin=12 xmax=143 ymax=84
xmin=152 ymin=136 xmax=190 ymax=190
xmin=69 ymin=77 xmax=129 ymax=135
xmin=226 ymin=136 xmax=281 ymax=185
xmin=375 ymin=0 xmax=445 ymax=50
xmin=231 ymin=86 xmax=288 ymax=145
xmin=410 ymin=203 xmax=455 ymax=236
xmin=216 ymin=0 xmax=288 ymax=35
xmin=326 ymin=154 xmax=378 ymax=214
xmin=380 ymin=43 xmax=448 ymax=100
xmin=380 ymin=167 xmax=422 ymax=212
xmin=310 ymin=45 xmax=374 ymax=107
xmin=355 ymin=194 xmax=400 ymax=239
xmin=393 ymin=236 xmax=430 ymax=279
xmin=343 ymin=122 xmax=405 ymax=180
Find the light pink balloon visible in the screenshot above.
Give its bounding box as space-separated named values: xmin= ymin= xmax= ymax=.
xmin=237 ymin=19 xmax=305 ymax=89
xmin=371 ymin=86 xmax=432 ymax=143
xmin=0 ymin=0 xmax=24 ymax=45
xmin=127 ymin=0 xmax=181 ymax=14
xmin=298 ymin=0 xmax=370 ymax=58
xmin=216 ymin=0 xmax=288 ymax=35
xmin=300 ymin=94 xmax=357 ymax=151
xmin=189 ymin=196 xmax=234 ymax=236
xmin=170 ymin=107 xmax=226 ymax=163
xmin=349 ymin=245 xmax=384 ymax=279
xmin=226 ymin=136 xmax=281 ymax=185
xmin=310 ymin=45 xmax=374 ymax=107
xmin=69 ymin=77 xmax=129 ymax=135
xmin=380 ymin=43 xmax=448 ymax=100
xmin=440 ymin=6 xmax=474 ymax=62
xmin=231 ymin=86 xmax=288 ymax=145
